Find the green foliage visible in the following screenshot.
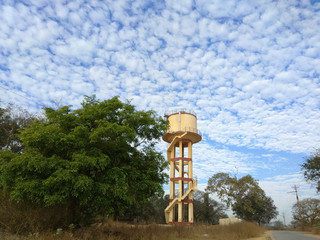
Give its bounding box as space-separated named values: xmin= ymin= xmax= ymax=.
xmin=193 ymin=190 xmax=228 ymax=224
xmin=121 ymin=191 xmax=228 ymax=224
xmin=302 ymin=150 xmax=320 ymax=192
xmin=0 ymin=96 xmax=168 ymax=224
xmin=271 ymin=220 xmax=286 ymax=230
xmin=0 ymin=105 xmax=37 ymax=153
xmin=120 ymin=193 xmax=169 ymax=223
xmin=206 ymin=172 xmax=278 ymax=224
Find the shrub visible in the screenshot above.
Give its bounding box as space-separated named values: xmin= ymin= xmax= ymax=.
xmin=0 ymin=191 xmax=72 ymax=234
xmin=312 ymin=222 xmax=320 ymax=235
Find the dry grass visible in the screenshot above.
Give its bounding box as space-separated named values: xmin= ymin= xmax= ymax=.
xmin=312 ymin=224 xmax=320 ymax=236
xmin=0 ymin=220 xmax=266 ymax=240
xmin=0 ymin=193 xmax=72 ymax=234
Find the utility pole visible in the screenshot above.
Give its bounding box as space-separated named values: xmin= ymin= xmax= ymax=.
xmin=282 ymin=212 xmax=286 ymax=227
xmin=288 ymin=185 xmax=304 ymax=230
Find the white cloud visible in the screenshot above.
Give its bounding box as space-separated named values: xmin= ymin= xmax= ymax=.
xmin=260 ymin=173 xmax=318 ymax=224
xmin=1 ymin=0 xmax=320 ymax=222
xmin=192 ymin=142 xmax=263 ymax=181
xmin=165 ymin=0 xmax=193 ymax=14
xmin=55 ymin=2 xmax=69 ymax=19
xmin=180 ymin=16 xmax=198 ymax=37
xmin=2 ymin=5 xmax=18 ymax=27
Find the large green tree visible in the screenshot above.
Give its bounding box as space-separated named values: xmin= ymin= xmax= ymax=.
xmin=206 ymin=173 xmax=278 ymax=225
xmin=0 ymin=96 xmax=168 ymax=224
xmin=302 ymin=150 xmax=320 ymax=192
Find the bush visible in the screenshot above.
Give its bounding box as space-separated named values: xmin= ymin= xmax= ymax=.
xmin=312 ymin=222 xmax=320 ymax=235
xmin=0 ymin=191 xmax=73 ymax=234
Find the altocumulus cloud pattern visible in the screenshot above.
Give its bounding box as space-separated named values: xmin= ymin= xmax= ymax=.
xmin=1 ymin=0 xmax=320 ymax=223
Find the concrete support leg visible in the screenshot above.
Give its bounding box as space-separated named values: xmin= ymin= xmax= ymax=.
xmin=178 ymin=141 xmax=183 ymax=222
xmin=188 ymin=141 xmax=193 ymax=223
xmin=188 ymin=202 xmax=193 ymax=223
xmin=169 ymin=148 xmax=175 ymax=222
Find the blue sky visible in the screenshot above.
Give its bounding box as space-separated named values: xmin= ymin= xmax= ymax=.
xmin=1 ymin=0 xmax=320 ymax=224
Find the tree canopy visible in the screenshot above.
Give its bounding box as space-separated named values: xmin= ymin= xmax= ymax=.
xmin=0 ymin=96 xmax=168 ymax=224
xmin=0 ymin=105 xmax=37 ymax=154
xmin=292 ymin=198 xmax=320 ymax=227
xmin=193 ymin=190 xmax=228 ymax=224
xmin=302 ymin=150 xmax=320 ymax=192
xmin=206 ymin=172 xmax=278 ymax=225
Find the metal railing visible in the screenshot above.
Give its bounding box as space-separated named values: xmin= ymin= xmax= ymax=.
xmin=164 ymin=109 xmax=197 ymax=117
xmin=166 ymin=126 xmax=202 ymax=136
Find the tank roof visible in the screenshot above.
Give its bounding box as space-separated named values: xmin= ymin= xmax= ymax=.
xmin=164 ymin=109 xmax=197 ymax=118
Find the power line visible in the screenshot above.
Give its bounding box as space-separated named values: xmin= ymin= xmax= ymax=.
xmin=0 ymin=84 xmax=46 ymax=108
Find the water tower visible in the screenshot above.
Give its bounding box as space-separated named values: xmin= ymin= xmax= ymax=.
xmin=163 ymin=110 xmax=201 ymax=225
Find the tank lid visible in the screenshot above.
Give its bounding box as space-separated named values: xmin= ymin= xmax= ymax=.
xmin=164 ymin=109 xmax=197 ymax=118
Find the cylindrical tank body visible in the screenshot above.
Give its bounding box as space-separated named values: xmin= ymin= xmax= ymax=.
xmin=163 ymin=111 xmax=201 ymax=144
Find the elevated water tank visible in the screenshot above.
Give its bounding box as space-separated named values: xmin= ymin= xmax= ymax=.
xmin=163 ymin=110 xmax=201 ymax=144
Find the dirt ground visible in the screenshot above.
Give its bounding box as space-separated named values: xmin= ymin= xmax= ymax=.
xmin=306 ymin=233 xmax=320 ymax=239
xmin=247 ymin=231 xmax=272 ymax=240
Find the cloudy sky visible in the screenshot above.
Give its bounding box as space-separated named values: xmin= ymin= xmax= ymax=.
xmin=1 ymin=0 xmax=320 ymax=223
